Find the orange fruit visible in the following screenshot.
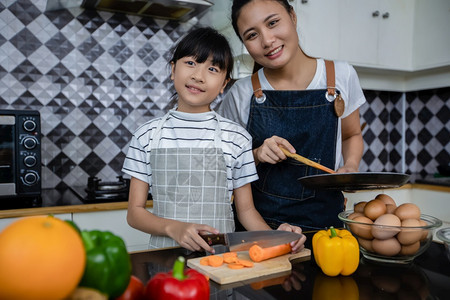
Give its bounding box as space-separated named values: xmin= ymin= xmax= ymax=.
xmin=0 ymin=215 xmax=86 ymax=300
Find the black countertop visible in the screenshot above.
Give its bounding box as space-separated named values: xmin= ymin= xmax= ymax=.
xmin=130 ymin=232 xmax=450 ymax=300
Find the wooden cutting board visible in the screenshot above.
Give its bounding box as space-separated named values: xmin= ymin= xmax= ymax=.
xmin=187 ymin=248 xmax=311 ymax=285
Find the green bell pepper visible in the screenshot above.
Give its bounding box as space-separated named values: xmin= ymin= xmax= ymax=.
xmin=79 ymin=230 xmax=132 ymax=298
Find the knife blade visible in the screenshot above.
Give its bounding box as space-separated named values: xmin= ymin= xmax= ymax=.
xmin=199 ymin=230 xmax=302 ymax=252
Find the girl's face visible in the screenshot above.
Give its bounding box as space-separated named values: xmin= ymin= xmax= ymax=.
xmin=236 ymin=0 xmax=299 ymax=70
xmin=171 ymin=56 xmax=229 ymax=113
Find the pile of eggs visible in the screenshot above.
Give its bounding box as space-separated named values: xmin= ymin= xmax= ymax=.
xmin=348 ymin=194 xmax=428 ymax=257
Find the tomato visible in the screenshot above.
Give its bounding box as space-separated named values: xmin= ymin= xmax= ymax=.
xmin=116 ymin=275 xmax=145 ymax=300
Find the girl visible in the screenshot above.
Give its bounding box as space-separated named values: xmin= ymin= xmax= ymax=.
xmin=219 ymin=0 xmax=366 ymax=230
xmin=122 ymin=27 xmax=306 ymax=253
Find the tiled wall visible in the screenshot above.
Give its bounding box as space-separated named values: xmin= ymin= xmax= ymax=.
xmin=1 ymin=1 xmax=449 ymax=189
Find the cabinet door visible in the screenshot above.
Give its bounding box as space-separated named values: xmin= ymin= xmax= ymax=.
xmin=295 ymin=0 xmax=340 ymax=60
xmin=339 ymin=0 xmax=413 ymax=70
xmin=73 ymin=210 xmax=151 ymax=252
xmin=413 ymin=0 xmax=450 ymax=70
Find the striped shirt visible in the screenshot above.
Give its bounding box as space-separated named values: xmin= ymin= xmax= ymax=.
xmin=122 ymin=109 xmax=258 ymax=201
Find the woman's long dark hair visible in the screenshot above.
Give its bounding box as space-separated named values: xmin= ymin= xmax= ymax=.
xmin=170 ymin=27 xmax=234 ymax=80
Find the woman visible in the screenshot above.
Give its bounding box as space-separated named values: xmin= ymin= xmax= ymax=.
xmin=219 ymin=0 xmax=366 ymax=230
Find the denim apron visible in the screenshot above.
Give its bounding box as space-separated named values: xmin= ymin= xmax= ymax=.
xmin=148 ymin=110 xmax=234 ymax=249
xmin=247 ymin=61 xmax=345 ymax=230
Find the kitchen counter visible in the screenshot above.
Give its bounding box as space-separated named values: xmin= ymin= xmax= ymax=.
xmin=130 ymin=231 xmax=450 ymax=300
xmin=0 ymin=188 xmax=152 ymax=219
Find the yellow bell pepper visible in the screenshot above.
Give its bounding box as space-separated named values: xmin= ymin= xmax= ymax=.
xmin=312 ymin=227 xmax=359 ymax=276
xmin=312 ymin=272 xmax=359 ymax=300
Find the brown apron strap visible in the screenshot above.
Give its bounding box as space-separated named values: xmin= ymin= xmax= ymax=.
xmin=251 ymin=72 xmax=264 ymax=99
xmin=325 ymin=60 xmax=336 ymax=96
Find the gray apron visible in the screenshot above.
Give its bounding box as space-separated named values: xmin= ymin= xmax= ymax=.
xmin=148 ymin=111 xmax=234 ymax=249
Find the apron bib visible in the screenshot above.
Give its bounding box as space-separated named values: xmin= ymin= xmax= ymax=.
xmin=149 ymin=111 xmax=234 ymax=249
xmin=247 ymin=61 xmax=344 ymax=230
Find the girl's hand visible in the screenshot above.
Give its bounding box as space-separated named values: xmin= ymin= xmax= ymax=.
xmin=167 ymin=222 xmax=219 ymax=253
xmin=276 ymin=223 xmax=306 ymax=253
xmin=254 ymin=136 xmax=295 ymax=164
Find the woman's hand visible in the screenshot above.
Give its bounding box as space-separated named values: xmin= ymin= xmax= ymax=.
xmin=166 ymin=222 xmax=219 ymax=253
xmin=254 ymin=136 xmax=295 ymax=164
xmin=276 ymin=223 xmax=306 ymax=253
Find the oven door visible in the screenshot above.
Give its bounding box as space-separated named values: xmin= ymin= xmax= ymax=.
xmin=0 ymin=115 xmax=16 ymax=196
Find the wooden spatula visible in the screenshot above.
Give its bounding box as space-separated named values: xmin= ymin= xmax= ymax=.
xmin=279 ymin=146 xmax=336 ymax=174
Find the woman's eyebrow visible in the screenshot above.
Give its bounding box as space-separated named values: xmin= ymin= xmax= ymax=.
xmin=241 ymin=13 xmax=278 ymax=37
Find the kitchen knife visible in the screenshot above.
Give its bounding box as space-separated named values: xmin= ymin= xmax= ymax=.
xmin=200 ymin=230 xmax=302 ymax=252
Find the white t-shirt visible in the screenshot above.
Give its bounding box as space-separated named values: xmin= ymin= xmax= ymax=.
xmin=122 ymin=110 xmax=258 ymax=201
xmin=218 ymin=58 xmax=366 ymax=169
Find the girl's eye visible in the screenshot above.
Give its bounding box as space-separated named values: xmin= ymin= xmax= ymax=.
xmin=209 ymin=66 xmax=220 ymax=73
xmin=186 ymin=61 xmax=195 ymax=66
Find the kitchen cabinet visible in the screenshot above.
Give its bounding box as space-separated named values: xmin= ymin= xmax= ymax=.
xmin=72 ymin=209 xmax=151 ymax=252
xmin=0 ymin=213 xmax=72 ymax=232
xmin=295 ymin=0 xmax=450 ymax=90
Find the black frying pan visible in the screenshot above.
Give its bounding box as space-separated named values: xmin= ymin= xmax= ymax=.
xmin=298 ymin=172 xmax=410 ymax=192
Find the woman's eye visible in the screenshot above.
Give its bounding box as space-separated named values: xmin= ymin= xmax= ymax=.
xmin=268 ymin=19 xmax=279 ymax=27
xmin=245 ymin=32 xmax=257 ymax=40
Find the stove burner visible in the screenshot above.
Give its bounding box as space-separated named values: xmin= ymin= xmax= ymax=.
xmin=85 ymin=176 xmax=130 ymax=201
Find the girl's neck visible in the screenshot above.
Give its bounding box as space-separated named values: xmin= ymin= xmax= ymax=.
xmin=263 ymin=47 xmax=316 ymax=90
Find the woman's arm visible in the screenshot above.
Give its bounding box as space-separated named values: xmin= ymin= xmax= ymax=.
xmin=338 ymin=109 xmax=363 ymax=173
xmin=127 ymin=177 xmax=218 ymax=252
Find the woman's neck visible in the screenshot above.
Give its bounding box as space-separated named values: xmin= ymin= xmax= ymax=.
xmin=263 ymin=47 xmax=316 ymax=90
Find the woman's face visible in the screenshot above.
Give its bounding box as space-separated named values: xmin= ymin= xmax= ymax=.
xmin=236 ymin=0 xmax=299 ymax=70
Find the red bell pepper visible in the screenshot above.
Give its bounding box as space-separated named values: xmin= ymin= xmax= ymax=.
xmin=145 ymin=256 xmax=209 ymax=300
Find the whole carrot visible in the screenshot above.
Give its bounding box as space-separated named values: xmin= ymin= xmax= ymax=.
xmin=249 ymin=243 xmax=292 ymax=262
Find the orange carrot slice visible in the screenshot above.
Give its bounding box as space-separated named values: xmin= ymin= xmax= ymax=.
xmin=249 ymin=243 xmax=291 ymax=262
xmin=223 ymin=252 xmax=238 ymax=263
xmin=237 ymin=259 xmax=254 ymax=268
xmin=208 ymin=255 xmax=224 ymax=267
xmin=227 ymin=263 xmax=244 ymax=269
xmin=199 ymin=257 xmax=209 ymax=266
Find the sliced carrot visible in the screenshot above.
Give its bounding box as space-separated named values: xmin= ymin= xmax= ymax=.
xmin=199 ymin=257 xmax=209 ymax=266
xmin=208 ymin=255 xmax=224 ymax=267
xmin=237 ymin=259 xmax=254 ymax=268
xmin=227 ymin=263 xmax=244 ymax=269
xmin=249 ymin=243 xmax=292 ymax=262
xmin=223 ymin=252 xmax=238 ymax=264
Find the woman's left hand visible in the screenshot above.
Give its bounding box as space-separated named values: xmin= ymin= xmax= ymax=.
xmin=276 ymin=223 xmax=306 ymax=253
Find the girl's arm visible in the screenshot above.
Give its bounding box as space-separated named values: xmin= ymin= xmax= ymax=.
xmin=338 ymin=109 xmax=363 ymax=173
xmin=127 ymin=177 xmax=218 ymax=252
xmin=233 ymin=183 xmax=306 ymax=252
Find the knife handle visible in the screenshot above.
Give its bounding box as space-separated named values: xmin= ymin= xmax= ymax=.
xmin=200 ymin=233 xmax=226 ymax=246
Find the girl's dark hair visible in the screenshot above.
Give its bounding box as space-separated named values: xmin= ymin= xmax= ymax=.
xmin=231 ymin=0 xmax=293 ymax=41
xmin=170 ymin=27 xmax=234 ymax=80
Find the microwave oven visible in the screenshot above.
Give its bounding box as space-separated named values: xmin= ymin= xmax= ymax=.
xmin=0 ymin=109 xmax=41 ymax=199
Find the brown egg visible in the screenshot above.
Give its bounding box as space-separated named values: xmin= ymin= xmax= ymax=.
xmin=364 ymin=199 xmax=387 ymax=220
xmin=400 ymin=241 xmax=420 ymax=256
xmin=372 ymin=238 xmax=401 ymax=256
xmin=348 ymin=212 xmax=364 ymax=220
xmin=372 ymin=214 xmax=401 ymax=239
xmin=394 ymin=203 xmax=421 ymax=221
xmin=397 ymin=218 xmax=423 ymax=245
xmin=354 ymin=201 xmax=367 ymax=213
xmin=386 ymin=204 xmax=397 ymax=214
xmin=358 ymin=237 xmax=374 ymax=252
xmin=375 ymin=194 xmax=397 ymax=207
xmin=418 ymin=219 xmax=429 ymax=241
xmin=351 ymin=216 xmax=374 ymax=239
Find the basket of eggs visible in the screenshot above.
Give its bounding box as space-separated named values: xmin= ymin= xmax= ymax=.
xmin=338 ymin=194 xmax=442 ymax=264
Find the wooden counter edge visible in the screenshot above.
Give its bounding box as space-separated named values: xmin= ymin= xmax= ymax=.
xmin=0 ymin=200 xmax=153 ymax=219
